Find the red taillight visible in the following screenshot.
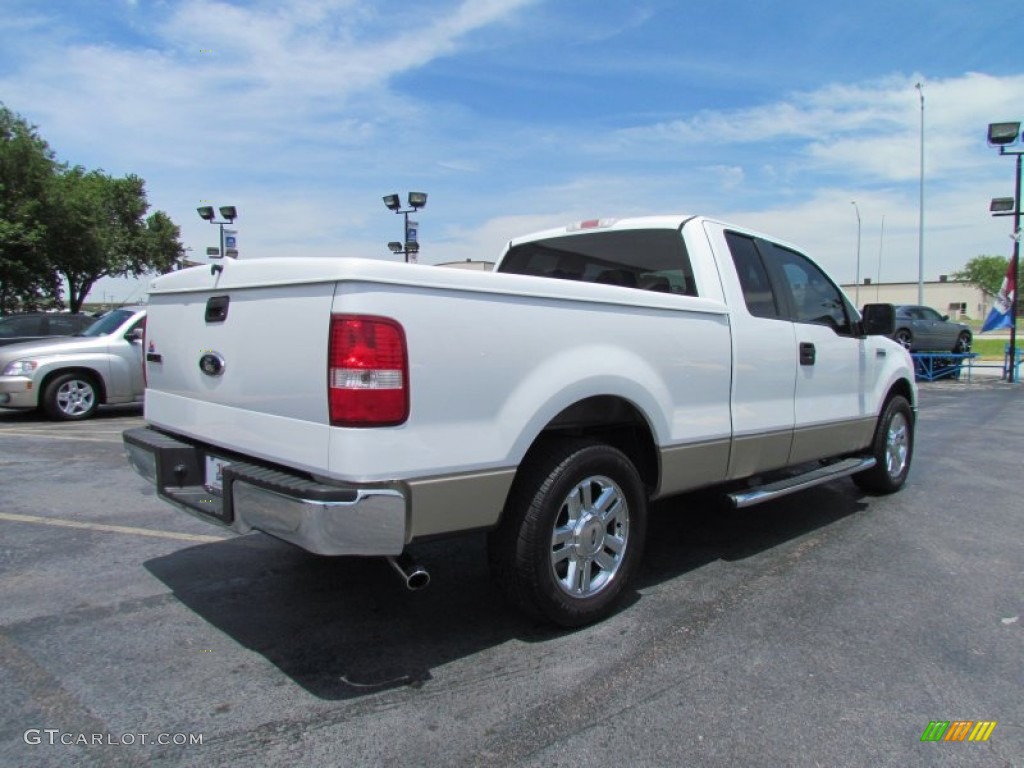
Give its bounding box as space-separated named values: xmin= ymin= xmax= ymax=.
xmin=329 ymin=315 xmax=409 ymax=427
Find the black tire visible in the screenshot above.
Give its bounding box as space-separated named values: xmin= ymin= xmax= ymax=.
xmin=42 ymin=372 xmax=100 ymax=421
xmin=487 ymin=439 xmax=647 ymax=627
xmin=894 ymin=329 xmax=913 ymax=350
xmin=853 ymin=395 xmax=914 ymax=494
xmin=954 ymin=331 xmax=972 ymax=354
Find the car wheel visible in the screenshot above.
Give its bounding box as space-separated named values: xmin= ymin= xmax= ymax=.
xmin=954 ymin=332 xmax=972 ymax=354
xmin=487 ymin=439 xmax=647 ymax=627
xmin=853 ymin=395 xmax=914 ymax=494
xmin=43 ymin=372 xmax=100 ymax=421
xmin=894 ymin=329 xmax=913 ymax=350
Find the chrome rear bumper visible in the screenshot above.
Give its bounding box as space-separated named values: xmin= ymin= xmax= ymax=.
xmin=123 ymin=426 xmax=407 ymax=555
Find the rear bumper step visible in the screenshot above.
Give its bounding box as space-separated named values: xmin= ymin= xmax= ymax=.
xmin=727 ymin=457 xmax=876 ymax=509
xmin=123 ymin=426 xmax=407 ymax=555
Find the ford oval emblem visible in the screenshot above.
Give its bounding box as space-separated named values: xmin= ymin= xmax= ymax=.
xmin=199 ymin=352 xmax=226 ymax=377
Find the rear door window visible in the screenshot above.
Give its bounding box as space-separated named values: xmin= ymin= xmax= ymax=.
xmin=724 ymin=232 xmax=780 ymax=318
xmin=0 ymin=316 xmax=43 ymax=337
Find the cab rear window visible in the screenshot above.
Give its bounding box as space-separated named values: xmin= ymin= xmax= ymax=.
xmin=499 ymin=228 xmax=698 ymax=296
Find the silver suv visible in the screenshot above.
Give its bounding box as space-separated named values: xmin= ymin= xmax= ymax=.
xmin=0 ymin=307 xmax=146 ymax=420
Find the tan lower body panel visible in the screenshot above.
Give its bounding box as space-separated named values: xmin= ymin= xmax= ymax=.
xmin=656 ymin=439 xmax=731 ymax=498
xmin=704 ymin=417 xmax=878 ymax=485
xmin=405 ymin=468 xmax=517 ymax=540
xmin=788 ymin=417 xmax=876 ymax=465
xmin=727 ymin=430 xmax=794 ymax=480
xmin=405 ymin=416 xmax=876 ymax=539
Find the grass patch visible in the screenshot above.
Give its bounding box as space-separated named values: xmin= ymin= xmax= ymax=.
xmin=971 ymin=338 xmax=1012 ymax=359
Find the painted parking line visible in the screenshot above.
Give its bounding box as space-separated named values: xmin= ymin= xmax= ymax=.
xmin=0 ymin=512 xmax=228 ymax=543
xmin=0 ymin=430 xmax=129 ymax=444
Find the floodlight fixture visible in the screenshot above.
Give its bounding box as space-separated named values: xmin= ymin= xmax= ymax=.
xmin=382 ymin=191 xmax=429 ymax=263
xmin=985 ymin=118 xmax=1023 ymax=383
xmin=988 ymin=122 xmax=1021 ymax=147
xmin=197 ymin=204 xmax=239 ymax=264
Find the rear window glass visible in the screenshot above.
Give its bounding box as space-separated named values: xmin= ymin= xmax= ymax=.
xmin=498 ymin=228 xmax=698 ymax=296
xmin=0 ymin=316 xmax=43 ymax=336
xmin=724 ymin=232 xmax=779 ymax=319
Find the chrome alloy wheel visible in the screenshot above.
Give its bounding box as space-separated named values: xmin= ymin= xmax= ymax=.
xmin=885 ymin=411 xmax=910 ymax=479
xmin=550 ymin=474 xmax=629 ymax=598
xmin=56 ymin=379 xmax=96 ymax=417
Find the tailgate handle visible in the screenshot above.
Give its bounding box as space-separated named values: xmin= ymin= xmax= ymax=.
xmin=205 ymin=295 xmax=230 ymax=323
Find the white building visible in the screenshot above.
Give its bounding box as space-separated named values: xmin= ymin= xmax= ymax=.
xmin=839 ymin=278 xmax=993 ymax=321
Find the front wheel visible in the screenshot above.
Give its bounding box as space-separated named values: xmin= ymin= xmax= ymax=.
xmin=954 ymin=332 xmax=972 ymax=353
xmin=853 ymin=395 xmax=914 ymax=493
xmin=42 ymin=373 xmax=100 ymax=421
xmin=487 ymin=439 xmax=647 ymax=627
xmin=894 ymin=329 xmax=913 ymax=350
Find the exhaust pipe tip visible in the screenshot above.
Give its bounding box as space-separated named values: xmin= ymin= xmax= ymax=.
xmin=387 ymin=553 xmax=430 ymax=591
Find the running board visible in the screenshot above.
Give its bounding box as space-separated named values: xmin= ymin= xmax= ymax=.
xmin=727 ymin=457 xmax=876 ymax=509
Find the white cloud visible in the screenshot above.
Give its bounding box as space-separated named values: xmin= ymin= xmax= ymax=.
xmin=0 ymin=0 xmax=538 ymax=174
xmin=610 ymin=72 xmax=1024 ymax=184
xmin=2 ymin=4 xmax=1019 ymax=304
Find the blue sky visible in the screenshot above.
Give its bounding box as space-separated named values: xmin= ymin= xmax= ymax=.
xmin=1 ymin=0 xmax=1022 ymax=304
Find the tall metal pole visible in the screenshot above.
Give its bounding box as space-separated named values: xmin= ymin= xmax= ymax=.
xmin=916 ymin=83 xmax=925 ymax=305
xmin=876 ymin=214 xmax=885 ymax=303
xmin=1008 ymin=152 xmax=1021 ymax=383
xmin=851 ymin=201 xmax=862 ymax=307
xmin=403 ymin=210 xmax=410 ymax=264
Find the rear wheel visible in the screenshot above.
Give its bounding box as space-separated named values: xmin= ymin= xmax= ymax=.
xmin=853 ymin=395 xmax=913 ymax=493
xmin=42 ymin=372 xmax=100 ymax=421
xmin=488 ymin=439 xmax=647 ymax=627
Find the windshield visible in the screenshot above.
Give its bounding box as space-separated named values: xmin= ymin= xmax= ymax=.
xmin=79 ymin=308 xmax=135 ymax=337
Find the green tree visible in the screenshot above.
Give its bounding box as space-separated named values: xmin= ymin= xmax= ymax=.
xmin=0 ymin=103 xmax=60 ymax=313
xmin=952 ymin=255 xmax=1010 ymax=296
xmin=43 ymin=168 xmax=184 ymax=312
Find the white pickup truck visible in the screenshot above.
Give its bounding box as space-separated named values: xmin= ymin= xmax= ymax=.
xmin=124 ymin=215 xmax=916 ymax=626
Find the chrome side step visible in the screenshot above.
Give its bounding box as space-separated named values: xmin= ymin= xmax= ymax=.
xmin=727 ymin=457 xmax=876 ymax=509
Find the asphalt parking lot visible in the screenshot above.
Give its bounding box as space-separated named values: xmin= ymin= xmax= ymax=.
xmin=1 ymin=384 xmax=1022 ymax=767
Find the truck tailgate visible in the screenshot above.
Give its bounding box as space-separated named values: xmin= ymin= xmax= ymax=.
xmin=143 ymin=280 xmax=336 ymax=473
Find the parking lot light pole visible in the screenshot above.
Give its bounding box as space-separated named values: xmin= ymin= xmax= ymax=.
xmin=382 ymin=193 xmax=427 ymax=263
xmin=987 ymin=121 xmax=1022 ymax=383
xmin=197 ymin=205 xmax=238 ymax=260
xmin=916 ymin=83 xmax=925 ymax=305
xmin=851 ymin=201 xmax=862 ymax=307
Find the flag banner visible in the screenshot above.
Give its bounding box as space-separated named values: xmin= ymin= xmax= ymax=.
xmin=981 ymin=258 xmax=1017 ymax=332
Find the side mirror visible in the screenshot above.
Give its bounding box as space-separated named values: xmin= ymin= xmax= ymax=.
xmin=941 ymin=314 xmax=950 ymax=321
xmin=862 ymin=303 xmax=896 ymax=336
xmin=126 ymin=328 xmax=145 ymax=343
